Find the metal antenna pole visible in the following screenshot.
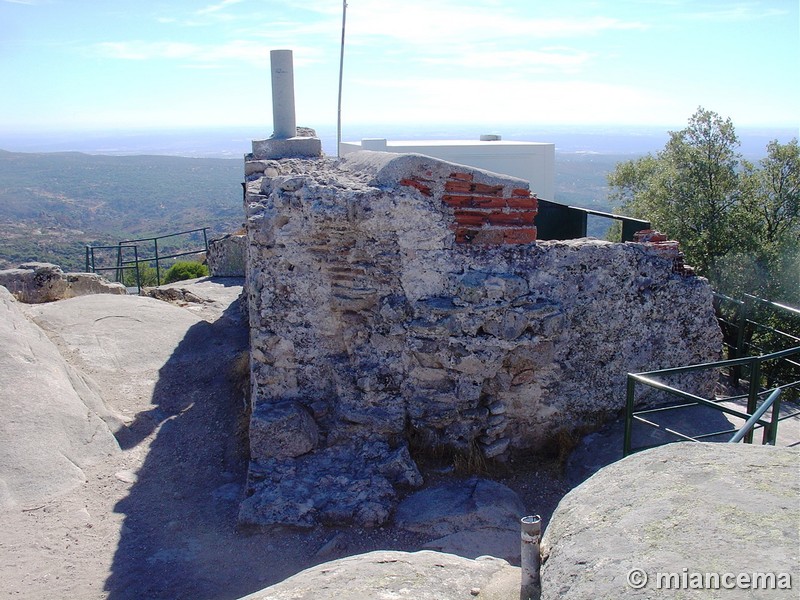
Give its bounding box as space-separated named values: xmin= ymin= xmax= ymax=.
xmin=337 ymin=0 xmax=347 ymax=157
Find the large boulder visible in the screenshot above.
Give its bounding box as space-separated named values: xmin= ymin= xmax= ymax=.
xmin=239 ymin=550 xmax=519 ymax=600
xmin=24 ymin=293 xmax=210 ymax=396
xmin=0 ymin=262 xmax=125 ymax=303
xmin=541 ymin=443 xmax=799 ymax=599
xmin=0 ymin=287 xmax=120 ymax=510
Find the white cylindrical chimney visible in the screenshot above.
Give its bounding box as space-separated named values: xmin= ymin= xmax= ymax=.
xmin=271 ymin=49 xmax=297 ymax=139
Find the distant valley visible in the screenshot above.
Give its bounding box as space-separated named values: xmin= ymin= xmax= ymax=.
xmin=0 ymin=149 xmax=626 ymax=272
xmin=0 ymin=150 xmax=243 ymax=271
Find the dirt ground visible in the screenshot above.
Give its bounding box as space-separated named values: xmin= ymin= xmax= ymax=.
xmin=0 ymin=280 xmax=573 ymax=600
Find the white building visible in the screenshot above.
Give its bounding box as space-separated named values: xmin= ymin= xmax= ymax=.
xmin=339 ymin=136 xmax=555 ymax=201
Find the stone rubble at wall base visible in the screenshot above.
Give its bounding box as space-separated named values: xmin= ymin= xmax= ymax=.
xmin=241 ymin=150 xmax=723 ymax=528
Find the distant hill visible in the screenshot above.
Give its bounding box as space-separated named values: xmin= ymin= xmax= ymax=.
xmin=553 ymin=153 xmax=632 ymax=238
xmin=0 ymin=150 xmax=243 ymax=271
xmin=0 ymin=149 xmax=627 ymax=271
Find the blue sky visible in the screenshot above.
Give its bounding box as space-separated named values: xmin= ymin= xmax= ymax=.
xmin=1 ymin=0 xmax=798 ymax=136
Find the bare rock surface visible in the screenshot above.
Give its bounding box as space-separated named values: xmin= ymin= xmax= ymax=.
xmin=541 ymin=443 xmax=800 ymax=599
xmin=0 ymin=262 xmax=125 ymax=303
xmin=0 ymin=286 xmax=120 ymax=510
xmin=6 ymin=279 xmax=533 ymax=599
xmin=239 ymin=550 xmax=520 ymax=600
xmin=395 ymin=477 xmax=527 ymax=562
xmin=141 ymin=276 xmax=245 ymax=322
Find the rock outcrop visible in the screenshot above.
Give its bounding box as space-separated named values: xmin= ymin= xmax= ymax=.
xmin=396 ymin=477 xmax=527 ymax=562
xmin=0 ymin=286 xmax=120 ymax=510
xmin=0 ymin=262 xmax=126 ymax=303
xmin=241 ymin=151 xmax=722 ymax=527
xmin=239 ymin=550 xmax=519 ymax=600
xmin=541 ymin=443 xmax=799 ymax=599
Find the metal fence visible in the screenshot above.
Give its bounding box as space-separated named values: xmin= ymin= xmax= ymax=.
xmin=623 ymin=294 xmax=800 ymax=456
xmin=714 ymin=293 xmax=800 ymax=392
xmin=535 ymin=198 xmax=651 ymax=242
xmin=86 ymin=227 xmax=209 ymax=292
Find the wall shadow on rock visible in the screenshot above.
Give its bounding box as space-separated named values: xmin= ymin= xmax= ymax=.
xmin=102 ymin=296 xmax=305 ymax=599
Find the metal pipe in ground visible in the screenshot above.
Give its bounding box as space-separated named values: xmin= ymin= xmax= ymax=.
xmin=520 ymin=515 xmax=542 ymax=600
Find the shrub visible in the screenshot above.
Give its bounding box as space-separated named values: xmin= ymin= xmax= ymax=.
xmin=163 ymin=260 xmax=209 ymax=284
xmin=122 ymin=264 xmax=159 ymax=288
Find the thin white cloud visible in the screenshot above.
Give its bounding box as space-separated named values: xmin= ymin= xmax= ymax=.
xmin=93 ymin=39 xmax=322 ymax=68
xmin=342 ymin=76 xmax=675 ymax=125
xmin=344 ymin=2 xmax=647 ymax=47
xmin=196 ymin=0 xmax=244 ymax=16
xmin=421 ymin=47 xmax=594 ymax=72
xmin=679 ymin=2 xmax=788 ymax=22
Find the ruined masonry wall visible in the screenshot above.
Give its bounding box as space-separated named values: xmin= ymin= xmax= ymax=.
xmin=241 ymin=150 xmax=722 ymax=528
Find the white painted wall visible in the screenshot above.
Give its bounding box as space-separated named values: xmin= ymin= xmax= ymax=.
xmin=339 ymin=137 xmax=555 ymax=200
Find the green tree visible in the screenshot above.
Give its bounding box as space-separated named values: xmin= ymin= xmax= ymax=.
xmin=609 ymin=107 xmax=741 ymax=274
xmin=609 ymin=108 xmax=799 ymax=303
xmin=740 ymin=139 xmax=800 ymax=246
xmin=722 ymin=138 xmax=800 ymax=301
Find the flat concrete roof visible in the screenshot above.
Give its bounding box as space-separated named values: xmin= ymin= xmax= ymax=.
xmin=346 ymin=139 xmax=553 ymax=147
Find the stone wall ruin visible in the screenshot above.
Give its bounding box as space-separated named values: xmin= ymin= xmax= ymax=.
xmin=240 ymin=149 xmax=722 ymax=528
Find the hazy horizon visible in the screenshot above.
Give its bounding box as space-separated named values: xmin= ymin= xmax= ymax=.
xmin=1 ymin=123 xmax=795 ymax=160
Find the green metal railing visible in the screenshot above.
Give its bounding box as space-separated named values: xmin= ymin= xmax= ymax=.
xmin=729 ymin=388 xmax=782 ymax=444
xmin=714 ymin=293 xmax=800 ymax=393
xmin=535 ymin=198 xmax=651 ymax=242
xmin=623 ymin=293 xmax=800 ymax=456
xmin=623 ymin=346 xmax=799 ymax=456
xmin=85 ymin=227 xmax=209 ymax=292
xmin=85 ymin=244 xmax=143 ymax=290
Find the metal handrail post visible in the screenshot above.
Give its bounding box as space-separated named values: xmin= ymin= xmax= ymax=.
xmin=731 ymin=296 xmax=749 ymax=385
xmin=134 ymin=246 xmax=141 ymax=294
xmin=154 ymin=238 xmax=161 ymax=286
xmin=730 ymin=388 xmax=781 ymax=444
xmin=202 ymin=227 xmax=209 ymax=253
xmin=740 ymin=295 xmax=755 ymax=354
xmin=623 ymin=376 xmax=636 ymax=457
xmin=116 ymin=244 xmax=123 ymax=283
xmin=745 ymin=359 xmax=761 ymax=444
xmin=85 ymin=246 xmax=90 ymax=273
xmin=764 ymin=390 xmax=783 ymax=445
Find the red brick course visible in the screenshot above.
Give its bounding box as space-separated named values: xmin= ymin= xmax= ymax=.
xmin=442 ymin=195 xmax=508 ymax=209
xmin=503 ymin=227 xmax=538 ymax=244
xmin=399 ymin=171 xmax=540 ymax=245
xmin=445 ymin=172 xmax=538 ymax=245
xmin=633 ymin=229 xmax=695 ymax=276
xmin=399 ymin=177 xmax=433 ymax=197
